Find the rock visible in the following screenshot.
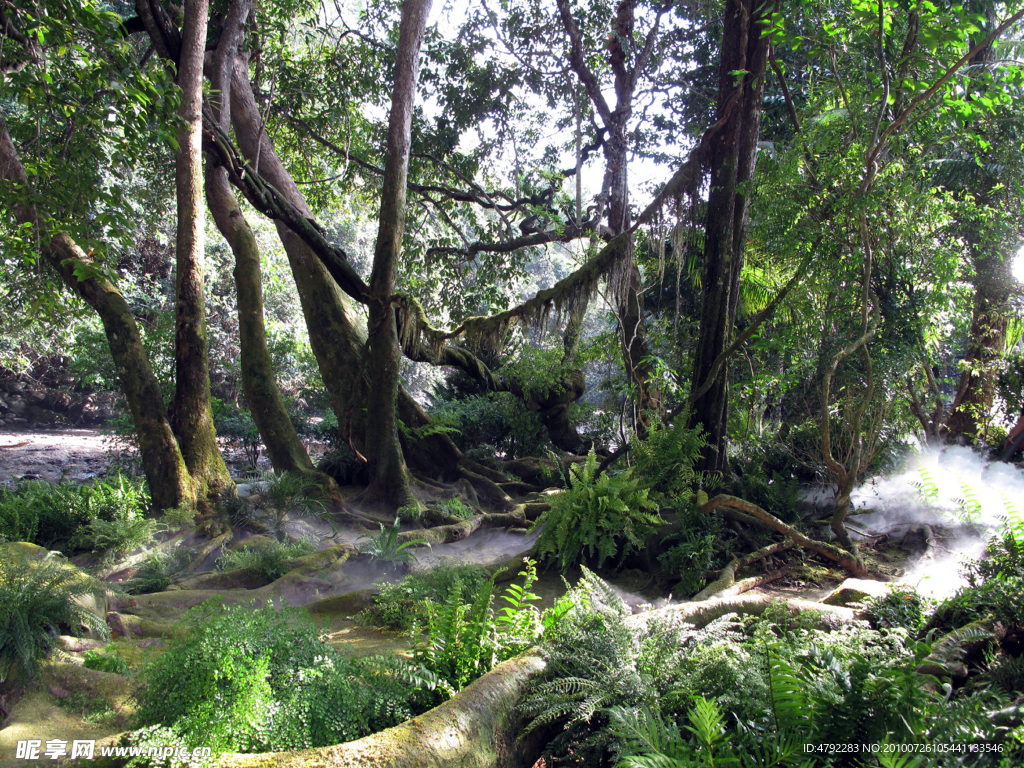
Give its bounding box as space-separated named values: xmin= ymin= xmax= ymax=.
xmin=60 ymin=636 xmax=107 ymax=653
xmin=236 ymin=482 xmax=254 ymax=497
xmin=6 ymin=397 xmax=26 ymax=416
xmin=821 ymin=578 xmax=892 ymax=607
xmin=105 ymin=612 xmax=135 ymax=639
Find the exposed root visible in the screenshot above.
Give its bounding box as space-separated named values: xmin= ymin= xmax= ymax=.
xmin=630 ymin=593 xmax=860 ymax=631
xmin=691 ymin=540 xmax=795 ymax=601
xmin=458 ymin=466 xmax=515 ymax=512
xmin=700 ymin=494 xmax=869 ymax=577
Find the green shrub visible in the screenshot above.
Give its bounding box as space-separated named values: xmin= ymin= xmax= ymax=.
xmin=413 ymin=559 xmax=546 ymax=695
xmin=213 ymin=402 xmax=261 ymax=468
xmin=317 ymin=445 xmax=368 ymax=485
xmin=236 ymin=470 xmax=331 ymax=539
xmin=76 ymin=514 xmax=158 ymax=561
xmin=0 ymin=552 xmax=110 ymax=683
xmin=434 ymin=497 xmax=474 ymax=520
xmin=126 ymin=546 xmax=195 ymax=594
xmin=216 ymin=538 xmax=316 ymax=582
xmin=84 ymin=648 xmax=130 ymax=676
xmin=134 ymin=599 xmax=436 ymax=754
xmin=518 ymin=568 xmax=688 ymax=766
xmin=532 ymin=450 xmax=662 ymax=571
xmin=428 ymin=391 xmax=548 ymax=459
xmin=864 ymin=585 xmax=929 ymax=631
xmin=658 ymin=527 xmax=720 ymax=597
xmin=629 ymin=415 xmax=713 ymax=505
xmin=0 ymin=475 xmax=150 ymax=553
xmin=358 ymin=518 xmax=427 ymax=568
xmin=360 ymin=562 xmax=491 ymax=631
xmin=733 ymin=464 xmax=802 ymax=523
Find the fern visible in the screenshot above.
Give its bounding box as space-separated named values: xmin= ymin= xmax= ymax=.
xmin=912 ymin=466 xmax=940 ymax=507
xmin=1001 ymin=494 xmax=1024 ymax=557
xmin=532 ymin=450 xmax=663 ymax=571
xmin=953 ymin=478 xmax=983 ymax=525
xmin=0 ymin=551 xmax=110 ymax=682
xmin=630 ymin=415 xmax=716 ymax=504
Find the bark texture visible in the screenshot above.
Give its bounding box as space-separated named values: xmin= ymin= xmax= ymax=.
xmin=362 ymin=0 xmax=433 ymax=506
xmin=688 ymin=0 xmax=775 ymax=472
xmin=170 ymin=0 xmax=232 ymax=500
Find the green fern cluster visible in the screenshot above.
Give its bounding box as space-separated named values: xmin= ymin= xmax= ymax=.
xmin=532 ymin=450 xmax=662 ymax=571
xmin=629 ymin=416 xmax=714 ymax=505
xmin=0 ymin=551 xmax=110 ymax=683
xmin=518 ymin=569 xmax=690 ymax=766
xmin=413 ymin=559 xmax=546 ymax=695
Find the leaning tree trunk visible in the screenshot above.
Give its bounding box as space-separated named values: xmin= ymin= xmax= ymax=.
xmin=0 ymin=120 xmax=194 ymax=512
xmin=362 ymin=0 xmax=433 ymax=507
xmin=170 ymin=0 xmax=232 ymax=502
xmin=688 ymin=0 xmax=774 ymax=473
xmin=228 ymin=61 xmax=370 ymax=444
xmin=204 ymin=0 xmax=334 ymax=488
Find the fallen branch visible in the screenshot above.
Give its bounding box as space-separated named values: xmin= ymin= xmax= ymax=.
xmin=691 ymin=540 xmax=795 ymax=601
xmin=700 ymin=495 xmax=868 ymax=577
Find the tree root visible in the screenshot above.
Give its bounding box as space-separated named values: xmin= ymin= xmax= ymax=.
xmin=212 ymin=649 xmax=548 ymax=768
xmin=700 ymin=495 xmax=869 ymax=577
xmin=458 ymin=466 xmax=515 ymax=511
xmin=632 ymin=593 xmax=860 ymax=631
xmin=691 ymin=540 xmax=795 ymax=601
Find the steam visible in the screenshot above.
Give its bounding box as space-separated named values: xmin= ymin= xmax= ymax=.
xmin=849 ymin=444 xmax=1023 ymax=598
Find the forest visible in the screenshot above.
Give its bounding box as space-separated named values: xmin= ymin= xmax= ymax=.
xmin=0 ymin=0 xmax=1023 ymax=765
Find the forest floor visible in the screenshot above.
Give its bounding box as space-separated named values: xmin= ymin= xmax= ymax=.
xmin=0 ymin=428 xmax=944 ymax=767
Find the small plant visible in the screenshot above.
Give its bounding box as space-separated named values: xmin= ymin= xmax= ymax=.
xmin=360 ymin=562 xmax=491 ymax=631
xmin=161 ymin=503 xmax=197 ymax=530
xmin=126 ymin=546 xmax=196 ymax=594
xmin=532 ymin=449 xmax=662 ymax=571
xmin=358 ymin=518 xmax=428 ymax=568
xmin=435 ymin=497 xmax=474 ymax=520
xmin=630 ymin=415 xmax=715 ymax=505
xmin=396 ymin=503 xmax=423 ymax=523
xmin=864 ymin=584 xmax=929 ymax=631
xmin=84 ymin=648 xmax=130 ymax=676
xmin=77 ymin=514 xmax=158 ymax=561
xmin=216 ymin=538 xmax=316 ymax=582
xmin=912 ymin=464 xmax=940 ymax=506
xmin=0 ymin=552 xmax=110 ymax=683
xmin=953 ymin=477 xmax=983 ymax=525
xmin=238 ymin=470 xmax=332 ymax=540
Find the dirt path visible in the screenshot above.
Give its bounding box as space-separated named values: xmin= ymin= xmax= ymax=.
xmin=0 ymin=428 xmax=111 ymax=483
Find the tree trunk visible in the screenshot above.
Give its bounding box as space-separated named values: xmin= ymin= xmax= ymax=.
xmin=362 ymin=0 xmax=433 ymax=507
xmin=688 ymin=0 xmax=774 ymax=473
xmin=204 ymin=0 xmax=333 ymax=488
xmin=170 ymin=0 xmax=232 ymax=501
xmin=228 ymin=61 xmax=370 ymax=448
xmin=0 ymin=120 xmax=193 ymax=512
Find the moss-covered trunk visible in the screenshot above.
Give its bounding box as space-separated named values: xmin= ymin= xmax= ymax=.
xmin=228 ymin=61 xmax=370 ymax=450
xmin=362 ymin=0 xmax=432 ymax=507
xmin=0 ymin=119 xmax=193 ymax=512
xmin=170 ymin=0 xmax=232 ymax=501
xmin=205 ymin=6 xmax=333 ymax=487
xmin=688 ymin=0 xmax=773 ymax=473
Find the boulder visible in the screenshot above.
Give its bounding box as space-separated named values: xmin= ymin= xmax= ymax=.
xmin=821 ymin=578 xmax=892 ymax=607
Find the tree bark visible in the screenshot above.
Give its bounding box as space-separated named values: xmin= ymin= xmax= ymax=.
xmin=688 ymin=0 xmax=774 ymax=473
xmin=170 ymin=0 xmax=232 ymax=501
xmin=0 ymin=120 xmax=193 ymax=512
xmin=362 ymin=0 xmax=433 ymax=507
xmin=204 ymin=0 xmax=333 ymax=487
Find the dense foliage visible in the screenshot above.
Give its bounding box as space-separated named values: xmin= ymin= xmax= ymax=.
xmin=133 ymin=599 xmax=438 ymax=754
